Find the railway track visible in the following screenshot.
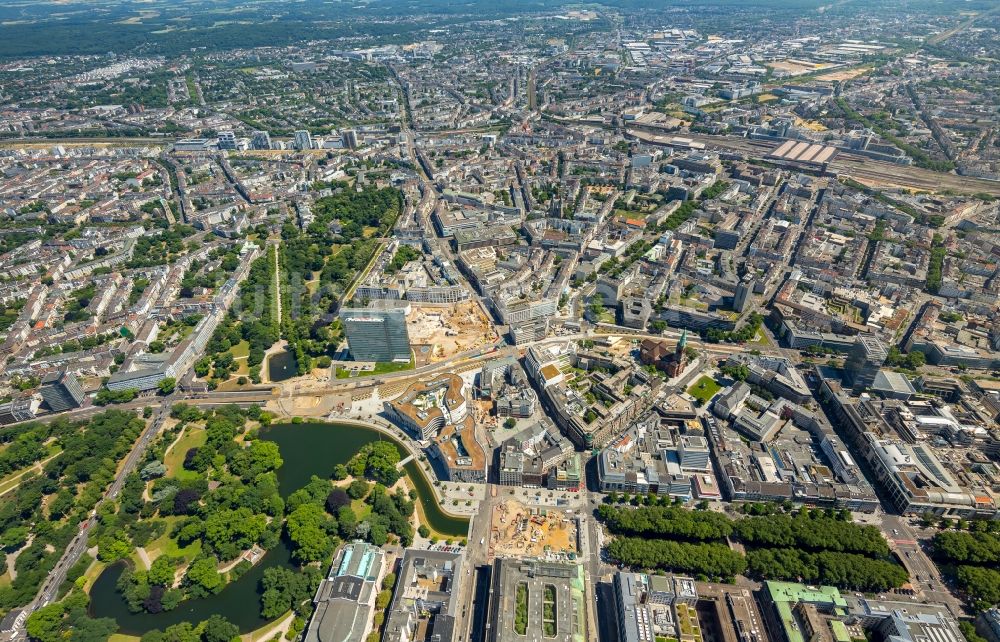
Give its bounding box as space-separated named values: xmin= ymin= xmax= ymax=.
xmin=631 ymin=128 xmax=1000 ymax=195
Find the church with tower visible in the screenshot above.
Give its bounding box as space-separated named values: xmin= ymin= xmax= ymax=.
xmin=638 ymin=329 xmax=689 ymax=378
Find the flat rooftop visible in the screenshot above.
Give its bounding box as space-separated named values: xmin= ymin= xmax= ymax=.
xmin=487 ymin=558 xmax=586 ymax=642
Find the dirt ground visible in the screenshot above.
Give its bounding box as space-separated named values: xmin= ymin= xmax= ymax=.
xmin=796 ymin=117 xmax=828 ymax=132
xmin=490 ymin=500 xmax=578 ymax=560
xmin=474 ymin=399 xmax=497 ymax=429
xmin=768 ymin=60 xmax=835 ymax=75
xmin=768 ymin=60 xmax=817 ymax=75
xmin=405 ymin=302 xmax=498 ymax=362
xmin=815 ymin=67 xmax=870 ymax=82
xmin=267 ymin=389 xmax=354 ymax=417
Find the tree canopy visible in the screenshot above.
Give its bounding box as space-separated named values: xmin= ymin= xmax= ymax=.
xmin=598 ymin=504 xmax=907 ymax=591
xmin=347 ymin=441 xmax=402 ymax=486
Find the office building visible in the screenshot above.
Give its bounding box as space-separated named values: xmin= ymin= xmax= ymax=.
xmin=485 ymin=558 xmax=586 ymax=642
xmin=340 ymin=305 xmax=411 ymax=363
xmin=304 ymin=541 xmax=385 ymax=642
xmin=0 ymin=396 xmax=41 ymax=425
xmin=760 ymin=581 xmax=849 ymax=642
xmin=294 ymin=129 xmax=313 ymax=151
xmin=494 ymin=296 xmax=557 ymax=325
xmin=661 ymin=305 xmax=737 ymax=332
xmin=843 ymin=336 xmax=888 ymax=392
xmin=509 ymin=319 xmax=548 ymax=346
xmin=386 ymin=374 xmax=468 ymax=439
xmin=613 ymin=572 xmax=656 ymax=642
xmin=384 ymin=373 xmax=485 ymax=480
xmin=546 ymin=452 xmax=582 ymax=490
xmin=342 ymin=129 xmax=359 ymax=149
xmin=487 ymin=363 xmax=537 ymax=417
xmin=494 ymin=386 xmax=536 ymax=417
xmin=39 ymin=370 xmax=86 ymax=411
xmin=106 ymin=365 xmax=172 ymax=392
xmin=430 ymin=421 xmax=487 ymax=483
xmin=620 ymin=297 xmax=652 ymax=330
xmin=852 ymin=599 xmax=963 ymax=642
xmin=733 ymin=278 xmax=754 ymax=313
xmin=383 ymin=548 xmax=463 ymax=642
xmin=976 ymin=609 xmax=1000 ymax=642
xmin=871 ymin=371 xmax=916 ymax=400
xmin=496 ymin=421 xmax=574 ymax=488
xmin=251 ymin=130 xmax=272 ymax=150
xmin=723 ymin=353 xmax=811 ymax=405
xmin=217 ymin=131 xmax=237 ymax=150
xmin=872 ymin=610 xmax=962 ymax=642
xmin=173 ymin=138 xmax=214 ymax=152
xmin=611 ymin=572 xmax=729 ymax=642
xmin=679 ymin=435 xmax=711 ymax=471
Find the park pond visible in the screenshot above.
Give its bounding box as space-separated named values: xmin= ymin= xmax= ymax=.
xmin=90 ymin=420 xmax=469 ymax=634
xmin=266 ymin=348 xmax=297 ymax=382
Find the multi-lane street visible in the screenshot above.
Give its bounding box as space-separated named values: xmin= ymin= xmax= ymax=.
xmin=883 ymin=515 xmax=966 ymax=618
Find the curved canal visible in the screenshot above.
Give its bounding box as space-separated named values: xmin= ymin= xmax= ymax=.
xmin=90 ymin=420 xmax=469 ymax=634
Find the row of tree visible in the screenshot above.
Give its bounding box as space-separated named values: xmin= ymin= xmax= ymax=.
xmin=955 ymin=565 xmax=1000 ymax=610
xmin=603 ymin=536 xmax=907 ymax=592
xmin=734 ymin=514 xmax=889 ymax=557
xmin=598 ymin=504 xmax=906 ymax=591
xmin=597 ymin=505 xmax=889 ymax=556
xmin=197 ymin=250 xmax=281 ymax=386
xmin=597 ymin=504 xmax=734 ymax=541
xmin=932 ymin=530 xmax=1000 ymax=608
xmin=606 ymin=538 xmax=747 ymax=580
xmin=746 ymin=548 xmax=908 ymax=592
xmin=931 ymin=530 xmax=1000 ymax=565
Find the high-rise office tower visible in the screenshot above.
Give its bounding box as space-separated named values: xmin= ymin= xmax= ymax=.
xmin=844 ymin=336 xmax=888 ymax=392
xmin=39 ymin=370 xmax=85 ymax=411
xmin=251 ymin=130 xmax=272 ymax=150
xmin=340 ymin=306 xmax=411 ymax=362
xmin=733 ymin=277 xmax=754 ymax=313
xmin=293 ymin=129 xmax=313 ymax=151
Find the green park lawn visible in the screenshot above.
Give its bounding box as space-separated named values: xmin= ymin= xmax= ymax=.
xmin=335 ymin=355 xmax=415 ymax=379
xmin=163 ymin=426 xmax=207 ymax=481
xmin=371 ymin=357 xmax=415 ymax=375
xmin=228 ymin=340 xmax=250 ymax=376
xmin=229 ymin=340 xmax=250 ymax=359
xmin=142 ymin=516 xmax=202 ymax=561
xmin=687 ymin=376 xmax=722 ymax=404
xmin=351 ymin=497 xmax=372 ymax=522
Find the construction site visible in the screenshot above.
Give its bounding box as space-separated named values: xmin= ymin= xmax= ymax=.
xmin=406 ymin=301 xmax=498 ymax=362
xmin=488 ymin=499 xmax=579 ymax=561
